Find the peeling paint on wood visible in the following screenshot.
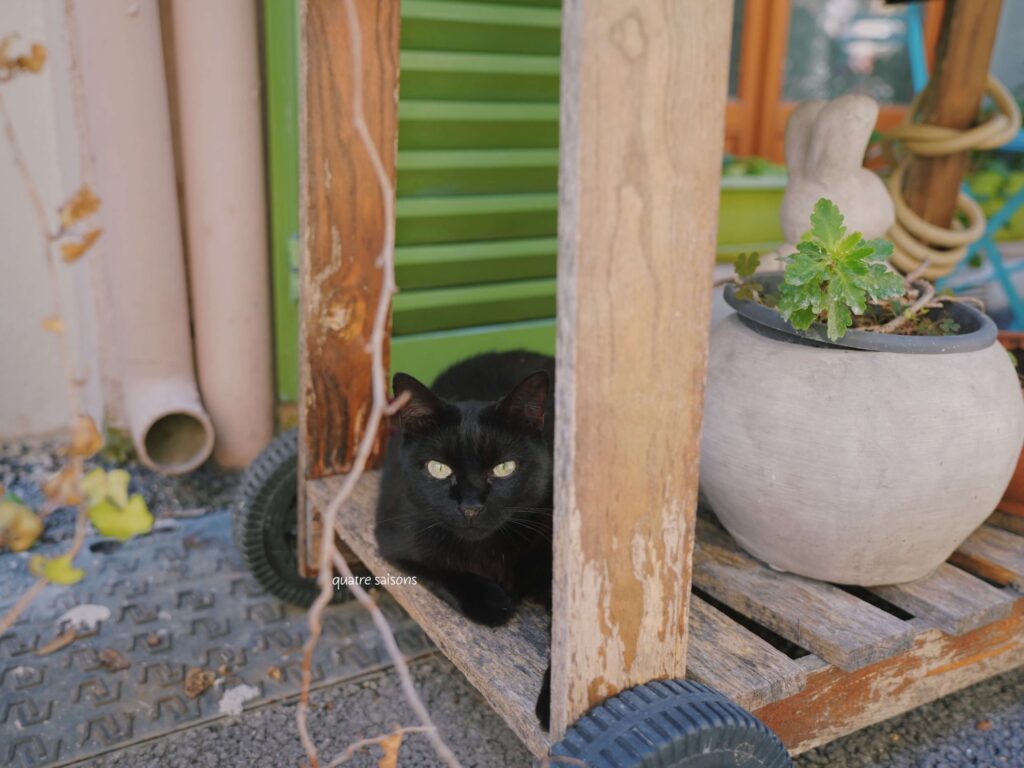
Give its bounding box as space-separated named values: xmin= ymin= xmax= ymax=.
xmin=298 ymin=0 xmax=398 ymax=482
xmin=550 ymin=0 xmax=732 ymax=737
xmin=297 ymin=0 xmax=399 ymax=573
xmin=756 ymin=600 xmax=1024 ymax=755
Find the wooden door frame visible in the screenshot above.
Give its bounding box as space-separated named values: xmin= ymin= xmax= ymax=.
xmin=731 ymin=0 xmax=945 ymax=161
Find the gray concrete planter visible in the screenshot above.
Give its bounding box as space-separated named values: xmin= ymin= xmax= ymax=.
xmin=701 ymin=288 xmax=1024 ymax=585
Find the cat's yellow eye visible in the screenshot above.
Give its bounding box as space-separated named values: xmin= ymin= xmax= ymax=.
xmin=492 ymin=460 xmax=517 ymax=478
xmin=426 ymin=460 xmax=453 ymax=479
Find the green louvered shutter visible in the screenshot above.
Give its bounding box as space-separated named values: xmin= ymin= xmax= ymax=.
xmin=390 ymin=0 xmax=562 ymax=383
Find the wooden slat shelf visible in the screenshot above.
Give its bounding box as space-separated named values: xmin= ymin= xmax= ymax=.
xmin=309 ymin=471 xmax=1024 ymax=757
xmin=871 ymin=563 xmax=1015 ymax=636
xmin=692 ymin=519 xmax=918 ymax=671
xmin=949 ymin=524 xmax=1024 ymax=589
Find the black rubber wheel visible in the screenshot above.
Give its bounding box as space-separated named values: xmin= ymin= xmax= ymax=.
xmin=233 ymin=429 xmax=350 ymax=607
xmin=549 ymin=680 xmax=791 ymax=768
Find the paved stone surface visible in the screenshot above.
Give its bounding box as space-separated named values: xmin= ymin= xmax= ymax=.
xmin=79 ymin=656 xmax=534 ymax=768
xmin=0 ymin=511 xmax=431 ymax=768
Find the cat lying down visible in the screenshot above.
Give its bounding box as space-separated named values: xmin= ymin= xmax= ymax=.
xmin=374 ymin=351 xmax=555 ymax=728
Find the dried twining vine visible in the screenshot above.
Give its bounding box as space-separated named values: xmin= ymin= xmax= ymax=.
xmin=294 ymin=3 xmax=460 ymax=767
xmin=0 ymin=29 xmax=153 ymax=631
xmin=721 ymin=198 xmax=985 ymax=341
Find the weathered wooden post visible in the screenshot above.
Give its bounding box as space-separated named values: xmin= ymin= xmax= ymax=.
xmin=297 ymin=0 xmax=400 ymax=568
xmin=551 ymin=0 xmax=733 ymax=737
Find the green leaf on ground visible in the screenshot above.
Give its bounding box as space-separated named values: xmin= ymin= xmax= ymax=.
xmin=82 ymin=468 xmax=130 ymax=509
xmin=88 ymin=494 xmax=153 ymax=541
xmin=29 ymin=554 xmax=84 ymax=585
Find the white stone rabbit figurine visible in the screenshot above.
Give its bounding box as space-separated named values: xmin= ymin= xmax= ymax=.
xmin=779 ymin=94 xmax=894 ymax=255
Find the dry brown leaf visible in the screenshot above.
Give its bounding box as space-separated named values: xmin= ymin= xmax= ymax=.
xmin=184 ymin=667 xmax=215 ymax=699
xmin=36 ymin=627 xmax=78 ymax=656
xmin=59 ymin=186 xmax=101 ymax=229
xmin=60 ymin=228 xmax=103 ymax=263
xmin=68 ymin=415 xmax=103 ymax=458
xmin=16 ymin=43 xmax=47 ymax=73
xmin=42 ymin=458 xmax=84 ymax=506
xmin=378 ymin=732 xmax=403 ymax=768
xmin=98 ymin=647 xmax=131 ymax=672
xmin=41 ymin=316 xmax=64 ymax=334
xmin=0 ymin=499 xmax=44 ymax=552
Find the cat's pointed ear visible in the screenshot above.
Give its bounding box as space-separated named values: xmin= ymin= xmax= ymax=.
xmin=499 ymin=371 xmax=549 ymax=431
xmin=392 ymin=373 xmax=443 ymax=432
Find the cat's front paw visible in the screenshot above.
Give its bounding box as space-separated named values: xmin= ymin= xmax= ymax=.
xmin=454 ymin=576 xmax=515 ymax=627
xmin=461 ymin=580 xmax=515 ymax=627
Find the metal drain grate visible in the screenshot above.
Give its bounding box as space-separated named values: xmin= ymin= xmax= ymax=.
xmin=0 ymin=511 xmax=432 ymax=768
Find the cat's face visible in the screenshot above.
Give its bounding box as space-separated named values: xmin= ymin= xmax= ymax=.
xmin=391 ymin=371 xmax=552 ymax=542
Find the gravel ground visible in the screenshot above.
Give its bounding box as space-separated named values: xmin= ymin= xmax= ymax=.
xmin=77 ymin=655 xmax=1024 ymax=768
xmin=80 ymin=656 xmax=534 ymax=768
xmin=4 ymin=437 xmax=1024 ymax=767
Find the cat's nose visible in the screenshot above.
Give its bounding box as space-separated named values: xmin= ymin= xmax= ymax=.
xmin=461 ymin=504 xmax=483 ymax=521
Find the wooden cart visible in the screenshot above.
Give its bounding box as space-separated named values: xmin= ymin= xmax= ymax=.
xmin=276 ymin=0 xmax=1024 ymax=762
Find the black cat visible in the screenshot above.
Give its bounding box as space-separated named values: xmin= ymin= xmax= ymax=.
xmin=375 ymin=350 xmax=554 ymax=726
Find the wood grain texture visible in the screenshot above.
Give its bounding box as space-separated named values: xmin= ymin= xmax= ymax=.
xmin=692 ymin=519 xmax=917 ymax=671
xmin=902 ymin=0 xmax=1003 ymax=228
xmin=988 ymin=509 xmax=1024 ymax=537
xmin=308 ymin=472 xmax=553 ymax=757
xmin=686 ymin=596 xmax=806 ymax=710
xmin=756 ymin=601 xmax=1024 ymax=755
xmin=551 ymin=0 xmax=733 ymax=737
xmin=870 ymin=563 xmax=1015 ymax=636
xmin=298 ymin=0 xmax=399 ymax=482
xmin=949 ymin=524 xmax=1024 ymax=589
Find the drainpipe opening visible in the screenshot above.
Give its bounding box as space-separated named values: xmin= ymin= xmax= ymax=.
xmin=138 ymin=411 xmax=214 ymax=476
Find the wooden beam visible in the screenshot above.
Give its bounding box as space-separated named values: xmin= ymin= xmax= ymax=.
xmin=298 ymin=0 xmax=399 ymax=482
xmin=902 ymin=0 xmax=1002 ymax=228
xmin=551 ymin=0 xmax=732 ymax=736
xmin=755 ymin=601 xmax=1024 ymax=755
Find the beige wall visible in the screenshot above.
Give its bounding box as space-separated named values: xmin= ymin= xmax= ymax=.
xmin=0 ymin=1 xmax=103 ymax=439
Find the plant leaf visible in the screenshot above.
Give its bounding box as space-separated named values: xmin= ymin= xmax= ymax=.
xmin=88 ymin=493 xmax=153 ymax=541
xmin=16 ymin=43 xmax=46 ymax=73
xmin=60 ymin=229 xmax=102 ymax=263
xmin=58 ymin=187 xmax=101 ymax=229
xmin=780 ymin=197 xmax=908 ymax=341
xmin=42 ymin=316 xmax=64 ymax=334
xmin=81 ymin=467 xmax=130 ymax=508
xmin=807 ymin=198 xmax=846 ymax=249
xmin=0 ymin=498 xmax=43 ymax=552
xmin=826 ymin=299 xmax=853 ymax=341
xmin=378 ymin=732 xmax=403 ymax=768
xmin=42 ymin=459 xmax=84 ymax=506
xmin=29 ymin=554 xmax=84 ymax=585
xmin=69 ymin=415 xmax=103 ymax=458
xmin=734 ymin=251 xmax=761 ymax=279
